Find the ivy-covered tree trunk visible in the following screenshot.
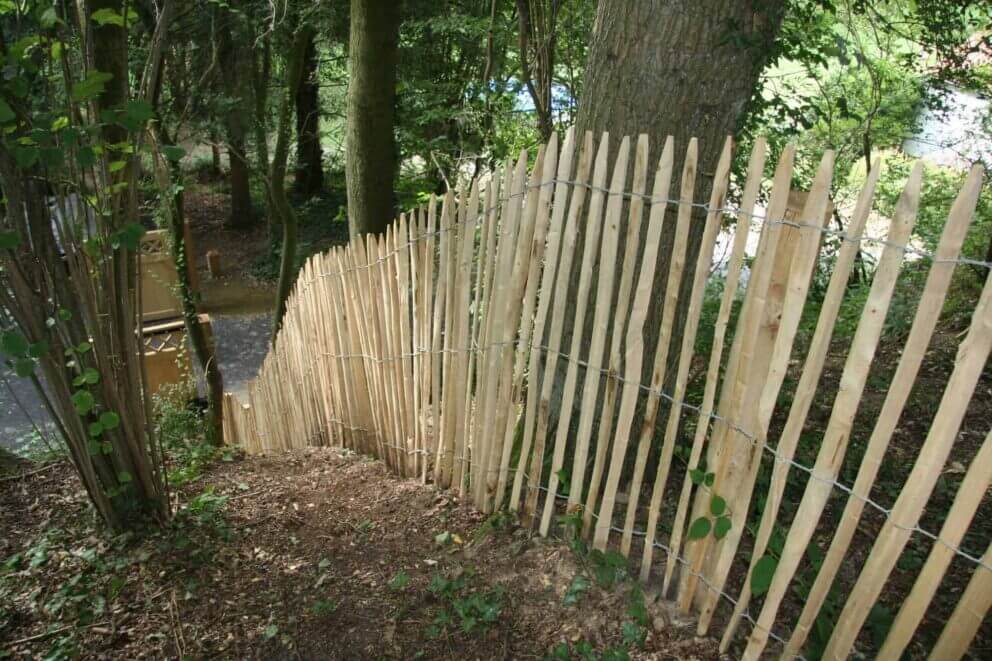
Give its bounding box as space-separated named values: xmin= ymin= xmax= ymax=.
xmin=294 ymin=33 xmax=324 ymax=197
xmin=345 ymin=0 xmax=399 ymax=238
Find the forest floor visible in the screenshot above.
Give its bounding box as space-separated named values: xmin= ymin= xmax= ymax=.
xmin=0 ymin=447 xmax=720 ymax=660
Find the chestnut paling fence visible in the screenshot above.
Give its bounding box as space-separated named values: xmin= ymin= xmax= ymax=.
xmin=223 ymin=129 xmax=991 ymax=659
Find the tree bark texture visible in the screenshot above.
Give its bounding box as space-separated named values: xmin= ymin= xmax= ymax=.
xmin=294 ymin=33 xmax=324 ymax=197
xmin=217 ymin=11 xmax=255 ymax=228
xmin=346 ymin=0 xmax=400 ymax=239
xmin=555 ymin=0 xmax=787 ymax=470
xmin=272 ymin=26 xmax=316 ymax=338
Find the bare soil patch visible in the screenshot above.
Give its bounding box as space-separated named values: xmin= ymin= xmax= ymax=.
xmin=1 ymin=448 xmax=719 ymax=659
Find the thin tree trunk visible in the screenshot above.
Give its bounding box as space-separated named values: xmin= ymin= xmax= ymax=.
xmin=272 ymin=25 xmax=317 ymax=338
xmin=294 ymin=33 xmax=323 ymax=197
xmin=150 ymin=130 xmax=226 ymax=445
xmin=517 ymin=0 xmax=557 ymax=140
xmin=217 ymin=9 xmax=255 ymax=229
xmin=345 ymin=0 xmax=399 ymax=238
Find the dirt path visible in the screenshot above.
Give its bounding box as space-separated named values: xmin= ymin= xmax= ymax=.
xmin=0 ymin=448 xmax=719 ymax=660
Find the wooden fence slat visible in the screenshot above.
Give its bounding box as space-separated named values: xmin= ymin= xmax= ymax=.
xmin=464 ymin=177 xmax=501 ymax=496
xmin=636 ymin=137 xmax=733 ymax=577
xmin=474 ymin=151 xmax=529 ymax=508
xmin=469 ymin=166 xmax=509 ymax=497
xmin=449 ymin=181 xmax=481 ymax=492
xmin=881 ymin=427 xmax=992 ymax=657
xmin=679 ymin=144 xmax=795 ymax=611
xmin=582 ymin=134 xmax=649 ymax=540
xmin=429 ymin=194 xmax=451 ymax=480
xmin=663 ymin=138 xmax=767 ymax=593
xmin=742 ymin=162 xmax=923 ymax=659
xmin=486 ymin=144 xmax=551 ymax=511
xmin=509 ymin=127 xmax=577 ymax=512
xmin=438 ymin=191 xmax=462 ymax=486
xmin=781 ymin=163 xmax=984 ymax=658
xmin=523 ymin=131 xmax=594 ymax=523
xmin=587 ymin=136 xmax=674 ymax=553
xmin=494 ymin=134 xmax=560 ymax=509
xmin=697 ymin=150 xmax=835 ymax=634
xmin=538 ymin=133 xmax=611 ymax=536
xmin=592 ymin=137 xmax=696 ymax=550
xmin=822 ymin=179 xmax=990 ymax=661
xmin=929 ymin=540 xmax=992 ymax=661
xmin=565 ymin=135 xmax=632 ymax=529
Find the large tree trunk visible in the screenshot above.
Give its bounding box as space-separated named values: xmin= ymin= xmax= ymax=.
xmin=557 ymin=0 xmax=787 ymax=472
xmin=345 ymin=0 xmax=399 ymax=238
xmin=576 ymin=1 xmax=785 ymax=175
xmin=294 ymin=34 xmax=324 ymax=197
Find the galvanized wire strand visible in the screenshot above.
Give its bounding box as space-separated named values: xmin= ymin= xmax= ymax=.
xmin=303 ymin=177 xmax=992 ymax=286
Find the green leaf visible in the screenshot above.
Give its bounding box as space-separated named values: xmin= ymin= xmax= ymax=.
xmin=28 ymin=341 xmax=49 ymax=358
xmin=751 ymin=555 xmax=777 ymax=596
xmin=77 ymin=146 xmax=96 ymax=168
xmin=713 ymin=516 xmax=732 ymax=540
xmin=0 ymin=98 xmax=15 ymax=124
xmin=90 ymin=8 xmax=125 ymax=26
xmin=263 ymin=624 xmax=278 ymax=640
xmin=82 ymin=367 xmax=100 ymax=384
xmin=112 ymin=223 xmax=145 ymax=251
xmin=161 ymin=145 xmax=186 ymax=162
xmin=51 ymin=116 xmax=70 ymax=131
xmin=389 ymin=571 xmax=410 ymax=591
xmin=687 ymin=517 xmax=711 ymax=540
xmin=88 ymin=421 xmax=104 ymax=437
xmin=689 ymin=468 xmax=705 ymax=485
xmin=119 ymin=100 xmax=153 ymax=131
xmin=13 ymin=145 xmax=38 ymax=168
xmin=57 ymin=308 xmax=72 ymax=321
xmin=434 ymin=531 xmax=452 ymax=546
xmin=710 ymin=495 xmax=726 ymax=517
xmin=14 ymin=357 xmax=34 ymax=377
xmin=71 ymin=389 xmax=95 ymax=415
xmin=71 ymin=71 xmax=113 ymax=102
xmin=563 ymin=574 xmax=590 ymax=607
xmin=87 ymin=439 xmax=102 ymax=456
xmin=99 ymin=411 xmax=120 ymax=430
xmin=704 ymin=472 xmax=715 ymax=487
xmin=1 ymin=330 xmax=29 ymax=357
xmin=117 ymin=471 xmax=132 ymax=484
xmin=40 ymin=7 xmax=59 ymax=27
xmin=108 ymin=159 xmax=127 ymax=173
xmin=76 ymin=341 xmax=92 ymax=354
xmin=0 ymin=230 xmax=21 ymax=249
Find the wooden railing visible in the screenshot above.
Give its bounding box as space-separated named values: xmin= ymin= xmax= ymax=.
xmin=224 ymin=129 xmax=990 ymax=659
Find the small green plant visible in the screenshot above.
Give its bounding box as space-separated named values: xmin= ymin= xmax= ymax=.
xmin=426 ymin=569 xmax=504 ymax=638
xmin=311 ymin=599 xmax=337 ymax=616
xmin=389 ymin=570 xmax=411 ymax=591
xmin=687 ymin=463 xmax=732 ymax=542
xmin=563 ymin=574 xmax=591 ymax=607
